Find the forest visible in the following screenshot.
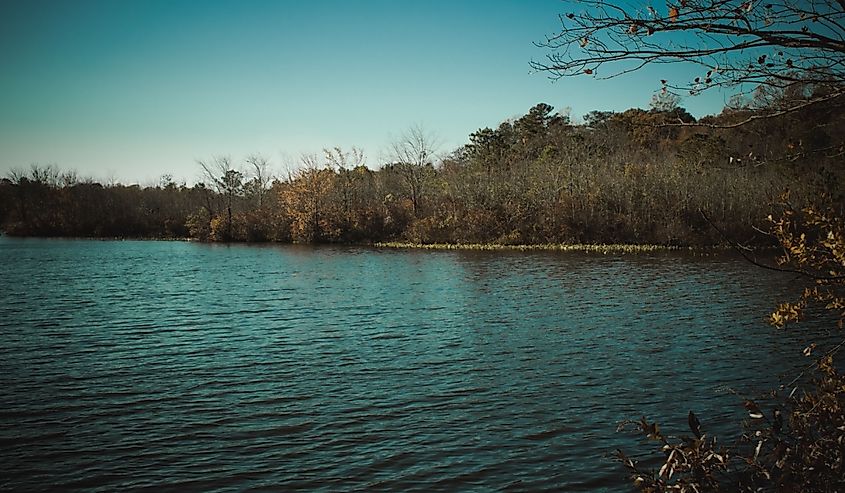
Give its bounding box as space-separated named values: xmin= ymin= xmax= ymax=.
xmin=3 ymin=0 xmax=843 ymax=490
xmin=1 ymin=88 xmax=843 ymax=247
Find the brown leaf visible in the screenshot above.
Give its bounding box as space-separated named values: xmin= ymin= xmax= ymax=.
xmin=688 ymin=410 xmax=702 ymax=439
xmin=668 ymin=6 xmax=679 ymax=21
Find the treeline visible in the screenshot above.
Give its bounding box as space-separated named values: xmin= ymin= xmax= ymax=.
xmin=2 ymin=89 xmax=842 ymax=246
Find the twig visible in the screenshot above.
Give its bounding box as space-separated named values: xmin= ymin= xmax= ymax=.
xmin=699 ymin=209 xmax=845 ymax=282
xmin=782 ymin=336 xmax=845 ymax=391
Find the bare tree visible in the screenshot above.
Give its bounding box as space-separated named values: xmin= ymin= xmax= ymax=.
xmin=197 ymin=155 xmax=243 ymax=241
xmin=158 ymin=173 xmax=175 ymax=189
xmin=104 ymin=169 xmax=119 ymax=188
xmin=324 ymin=146 xmax=366 ymax=224
xmin=298 ymin=153 xmax=322 ymax=173
xmin=532 ymin=0 xmax=845 ymax=118
xmin=59 ymin=169 xmax=79 ymax=188
xmin=324 ymin=146 xmax=365 ymax=172
xmin=8 ymin=164 xmax=62 ymax=186
xmin=6 ymin=164 xmax=65 ymax=188
xmin=388 ymin=125 xmax=440 ymax=217
xmin=244 ymin=154 xmax=273 ymax=208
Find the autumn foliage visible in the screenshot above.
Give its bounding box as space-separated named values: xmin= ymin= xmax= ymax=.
xmin=1 ymin=91 xmax=842 ymax=246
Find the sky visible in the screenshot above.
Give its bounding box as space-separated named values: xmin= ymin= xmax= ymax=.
xmin=0 ymin=0 xmax=733 ymax=185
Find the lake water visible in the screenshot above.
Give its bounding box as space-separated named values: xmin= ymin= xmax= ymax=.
xmin=0 ymin=237 xmax=830 ymax=492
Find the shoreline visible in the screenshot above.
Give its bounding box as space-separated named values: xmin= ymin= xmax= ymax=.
xmin=373 ymin=241 xmax=711 ymax=254
xmin=0 ymin=233 xmax=194 ymax=242
xmin=1 ymin=234 xmax=753 ymax=254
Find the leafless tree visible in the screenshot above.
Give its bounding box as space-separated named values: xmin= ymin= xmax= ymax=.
xmin=104 ymin=169 xmax=119 ymax=188
xmin=6 ymin=164 xmax=72 ymax=188
xmin=244 ymin=154 xmax=273 ymax=208
xmin=388 ymin=125 xmax=440 ymax=217
xmin=197 ymin=155 xmax=243 ymax=240
xmin=6 ymin=167 xmax=27 ymax=185
xmin=59 ymin=169 xmax=79 ymax=188
xmin=324 ymin=146 xmax=365 ymax=171
xmin=324 ymin=146 xmax=366 ymax=223
xmin=297 ymin=153 xmax=322 ymax=172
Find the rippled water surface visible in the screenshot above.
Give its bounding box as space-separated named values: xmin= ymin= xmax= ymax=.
xmin=0 ymin=237 xmax=828 ymax=491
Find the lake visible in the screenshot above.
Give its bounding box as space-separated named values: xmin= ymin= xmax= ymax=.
xmin=0 ymin=237 xmax=828 ymax=492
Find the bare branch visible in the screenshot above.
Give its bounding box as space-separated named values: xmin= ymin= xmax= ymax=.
xmin=533 ymin=0 xmax=845 ymax=118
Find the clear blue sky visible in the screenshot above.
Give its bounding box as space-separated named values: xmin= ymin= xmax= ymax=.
xmin=0 ymin=0 xmax=731 ymax=185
